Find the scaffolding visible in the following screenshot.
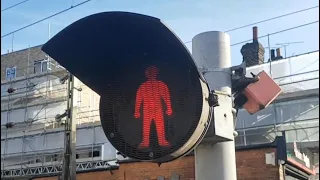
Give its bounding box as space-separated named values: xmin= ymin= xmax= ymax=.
xmin=1 ymin=160 xmax=116 ymax=179
xmin=1 ymin=47 xmax=117 ymax=179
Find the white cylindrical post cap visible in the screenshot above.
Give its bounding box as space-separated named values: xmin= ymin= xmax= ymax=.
xmin=192 ymin=31 xmax=231 ymax=69
xmin=192 ymin=31 xmax=232 ymax=93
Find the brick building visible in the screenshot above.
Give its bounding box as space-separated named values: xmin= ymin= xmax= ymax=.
xmin=33 ymin=149 xmax=281 ymax=180
xmin=32 ymin=136 xmax=315 ymax=180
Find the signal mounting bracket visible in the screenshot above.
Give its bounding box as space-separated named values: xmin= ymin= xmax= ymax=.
xmin=208 ymin=90 xmax=219 ymax=107
xmin=208 ymin=90 xmax=231 ymax=108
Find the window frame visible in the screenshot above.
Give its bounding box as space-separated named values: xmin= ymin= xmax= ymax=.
xmin=34 ymin=59 xmax=50 ymax=73
xmin=5 ymin=66 xmax=17 ymax=81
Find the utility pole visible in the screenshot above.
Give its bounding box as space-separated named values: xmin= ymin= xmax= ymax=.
xmin=62 ymin=73 xmax=77 ymax=180
xmin=192 ymin=31 xmax=237 ymax=180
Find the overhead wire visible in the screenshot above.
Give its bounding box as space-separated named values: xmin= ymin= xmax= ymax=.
xmin=230 ymin=21 xmax=319 ymax=46
xmin=1 ymin=0 xmax=94 ymax=38
xmin=183 ymin=5 xmax=319 ymax=44
xmin=224 ymin=5 xmax=319 ymax=33
xmin=1 ymin=3 xmax=317 ymax=40
xmin=1 ymin=0 xmax=33 ymax=12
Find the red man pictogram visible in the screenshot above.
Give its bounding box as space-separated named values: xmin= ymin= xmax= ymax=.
xmin=134 ymin=66 xmax=172 ymax=148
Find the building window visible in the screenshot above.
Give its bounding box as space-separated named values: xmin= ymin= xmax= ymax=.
xmin=52 ymin=154 xmax=58 ymax=161
xmin=34 ymin=60 xmax=49 ymax=73
xmin=89 ymin=150 xmax=100 ymax=158
xmin=6 ymin=66 xmax=16 ymax=80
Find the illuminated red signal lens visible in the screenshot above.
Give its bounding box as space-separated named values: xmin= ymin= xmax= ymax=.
xmin=135 ymin=66 xmax=172 ymax=148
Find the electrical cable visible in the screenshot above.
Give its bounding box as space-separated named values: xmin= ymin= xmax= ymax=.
xmin=224 ymin=5 xmax=319 ymax=33
xmin=1 ymin=0 xmax=33 ymax=12
xmin=230 ymin=21 xmax=319 ymax=46
xmin=183 ymin=5 xmax=319 ymax=44
xmin=1 ymin=0 xmax=94 ymax=38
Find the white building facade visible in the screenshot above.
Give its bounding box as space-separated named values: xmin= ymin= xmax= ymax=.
xmin=1 ymin=47 xmax=118 ymax=179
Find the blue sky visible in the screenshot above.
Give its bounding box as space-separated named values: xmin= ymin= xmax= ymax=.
xmin=1 ymin=0 xmax=319 ymax=65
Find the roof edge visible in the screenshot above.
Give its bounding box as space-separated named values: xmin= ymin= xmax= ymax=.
xmin=1 ymin=44 xmax=43 ymax=56
xmin=286 ymin=157 xmax=316 ymax=176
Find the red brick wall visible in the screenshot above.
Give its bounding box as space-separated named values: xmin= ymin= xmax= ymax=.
xmin=34 ymin=156 xmax=195 ymax=180
xmin=34 ymin=148 xmax=281 ymax=180
xmin=236 ymin=148 xmax=279 ymax=180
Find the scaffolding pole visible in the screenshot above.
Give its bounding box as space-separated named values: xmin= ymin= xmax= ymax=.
xmin=62 ymin=73 xmax=77 ymax=180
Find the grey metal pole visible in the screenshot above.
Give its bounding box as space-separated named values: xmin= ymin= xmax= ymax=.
xmin=284 ymin=45 xmax=287 ymax=59
xmin=192 ymin=31 xmax=237 ymax=180
xmin=267 ymin=34 xmax=273 ymax=77
xmin=70 ymin=96 xmax=77 ymax=180
xmin=62 ymin=73 xmax=77 ymax=180
xmin=11 ymin=33 xmax=14 ymax=52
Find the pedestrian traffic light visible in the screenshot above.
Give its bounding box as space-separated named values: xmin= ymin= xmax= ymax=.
xmin=42 ymin=12 xmax=211 ymax=163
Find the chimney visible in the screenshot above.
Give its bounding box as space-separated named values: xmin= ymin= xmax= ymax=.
xmin=253 ymin=26 xmax=258 ymax=42
xmin=276 ymin=48 xmax=281 ymax=57
xmin=240 ymin=26 xmax=265 ymax=67
xmin=271 ymin=49 xmax=276 ymax=60
xmin=275 ymin=48 xmax=283 ymax=60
